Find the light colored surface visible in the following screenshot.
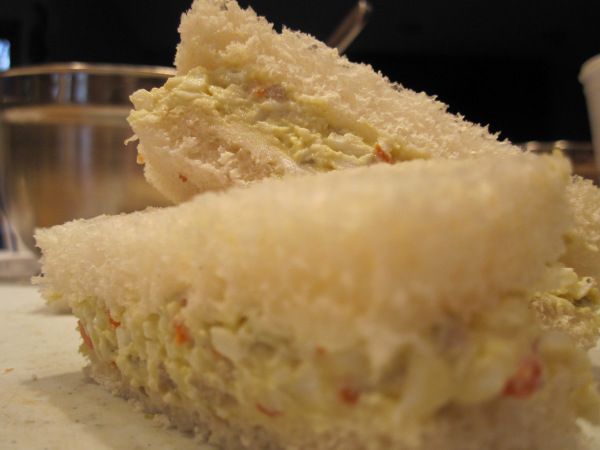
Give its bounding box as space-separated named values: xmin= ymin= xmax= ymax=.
xmin=0 ymin=284 xmax=209 ymax=450
xmin=2 ymin=283 xmax=600 ymax=449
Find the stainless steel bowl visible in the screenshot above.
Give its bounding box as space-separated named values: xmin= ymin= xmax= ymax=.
xmin=522 ymin=140 xmax=598 ymax=182
xmin=0 ymin=63 xmax=175 ymax=256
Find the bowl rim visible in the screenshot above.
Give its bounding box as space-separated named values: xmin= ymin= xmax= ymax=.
xmin=0 ymin=62 xmax=176 ymax=79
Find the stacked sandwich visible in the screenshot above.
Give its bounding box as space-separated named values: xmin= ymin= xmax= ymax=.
xmin=36 ymin=1 xmax=600 ymax=449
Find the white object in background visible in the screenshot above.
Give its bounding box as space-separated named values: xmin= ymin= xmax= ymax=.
xmin=580 ymin=54 xmax=600 ymax=169
xmin=0 ymin=213 xmax=38 ymax=280
xmin=0 ymin=252 xmax=38 ymax=281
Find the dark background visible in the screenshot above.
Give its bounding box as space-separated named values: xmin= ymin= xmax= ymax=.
xmin=1 ymin=0 xmax=599 ymax=144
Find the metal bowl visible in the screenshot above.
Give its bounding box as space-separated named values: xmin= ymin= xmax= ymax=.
xmin=522 ymin=140 xmax=598 ymax=182
xmin=0 ymin=63 xmax=175 ymax=256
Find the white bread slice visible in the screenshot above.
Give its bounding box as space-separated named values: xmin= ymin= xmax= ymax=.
xmin=37 ymin=154 xmax=570 ymax=332
xmin=127 ymin=0 xmax=600 ymax=306
xmin=36 ymin=155 xmax=600 ymax=449
xmin=128 ymin=0 xmax=517 ymax=204
xmin=174 ymin=0 xmax=514 ymax=162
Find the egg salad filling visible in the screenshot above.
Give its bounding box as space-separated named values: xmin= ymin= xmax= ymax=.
xmin=531 ymin=265 xmax=600 ymax=349
xmin=129 ymin=67 xmax=427 ymax=171
xmin=72 ymin=286 xmax=600 ymax=437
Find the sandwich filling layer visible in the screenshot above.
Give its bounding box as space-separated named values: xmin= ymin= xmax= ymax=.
xmin=129 ymin=67 xmax=426 ymax=174
xmin=73 ymin=291 xmax=600 ymax=437
xmin=127 ymin=59 xmax=444 ymax=203
xmin=531 ymin=265 xmax=600 ymax=349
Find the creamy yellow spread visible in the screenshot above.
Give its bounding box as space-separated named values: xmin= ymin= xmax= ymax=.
xmin=531 ymin=266 xmax=600 ymax=349
xmin=130 ymin=67 xmax=427 ymax=170
xmin=73 ymin=289 xmax=600 ymax=434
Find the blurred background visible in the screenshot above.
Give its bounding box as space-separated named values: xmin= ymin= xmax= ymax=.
xmin=1 ymin=0 xmax=599 ymax=143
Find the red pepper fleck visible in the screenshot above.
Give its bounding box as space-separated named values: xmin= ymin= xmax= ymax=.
xmin=252 ymin=85 xmax=287 ymax=101
xmin=374 ymin=144 xmax=393 ymax=164
xmin=315 ymin=346 xmax=327 ymax=356
xmin=253 ymin=87 xmax=267 ymax=98
xmin=502 ymin=354 xmax=542 ymax=398
xmin=110 ymin=361 xmax=118 ymax=370
xmin=108 ymin=311 xmax=121 ymax=328
xmin=256 ymin=402 xmax=283 ymax=417
xmin=178 ymin=173 xmax=188 ymax=183
xmin=78 ymin=320 xmax=94 ymax=351
xmin=174 ymin=321 xmax=191 ymax=345
xmin=339 ymin=386 xmax=360 ymax=405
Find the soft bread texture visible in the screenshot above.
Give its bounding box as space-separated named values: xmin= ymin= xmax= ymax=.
xmin=36 ymin=155 xmax=600 ymax=450
xmin=128 ymin=0 xmax=517 ymax=204
xmin=174 ymin=0 xmax=514 ymax=161
xmin=37 ymin=155 xmax=570 ymax=334
xmin=127 ymin=0 xmax=600 ymax=287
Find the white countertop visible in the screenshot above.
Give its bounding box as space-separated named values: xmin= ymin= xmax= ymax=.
xmin=2 ymin=284 xmax=600 ymax=449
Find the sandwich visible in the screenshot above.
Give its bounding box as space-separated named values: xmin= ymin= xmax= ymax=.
xmin=127 ymin=0 xmax=600 ymax=301
xmin=36 ymin=0 xmax=600 ymax=448
xmin=128 ymin=0 xmax=517 ymax=204
xmin=36 ymin=154 xmax=600 ymax=450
